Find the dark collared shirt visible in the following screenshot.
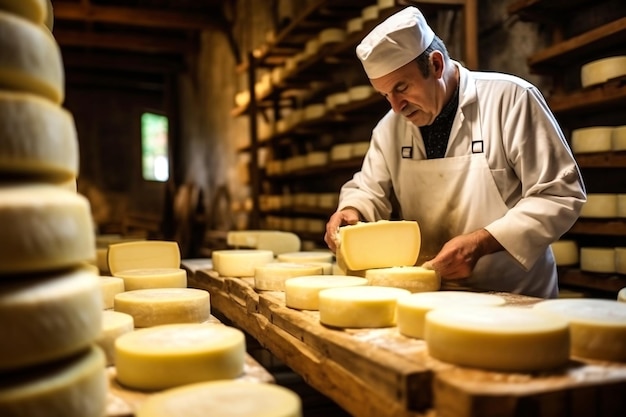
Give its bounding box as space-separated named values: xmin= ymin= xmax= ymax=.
xmin=419 ymin=85 xmax=460 ymax=159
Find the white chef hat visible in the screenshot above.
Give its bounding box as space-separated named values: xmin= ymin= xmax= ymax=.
xmin=356 ymin=7 xmax=435 ymax=79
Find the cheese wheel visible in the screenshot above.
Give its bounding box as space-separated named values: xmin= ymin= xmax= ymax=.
xmin=617 ymin=194 xmax=626 ymax=218
xmin=0 ymin=0 xmax=46 ymax=24
xmin=615 ymin=247 xmax=626 ymax=275
xmin=346 ymin=17 xmax=363 ymax=34
xmin=325 ymin=92 xmax=349 ymax=109
xmin=550 ymin=240 xmax=579 ymax=266
xmin=318 ymin=193 xmax=339 ymax=209
xmin=113 ymin=267 xmax=187 ymax=291
xmin=611 ymin=126 xmax=626 ymax=151
xmin=348 ymin=85 xmax=374 ymax=102
xmin=580 ymin=56 xmax=626 ymax=88
xmin=96 ymin=310 xmax=134 ymax=366
xmin=337 ymin=220 xmax=421 ymax=271
xmin=0 ymin=268 xmax=102 ymax=371
xmin=115 ymin=323 xmax=246 ymax=391
xmin=350 ymin=141 xmax=370 ymax=158
xmin=0 ymin=11 xmax=64 ymax=103
xmin=304 ymin=103 xmax=325 ymax=120
xmin=378 ymin=0 xmax=395 ymax=9
xmin=107 ymin=240 xmax=180 ymax=275
xmin=329 ymin=143 xmax=352 ymax=160
xmin=298 ymin=261 xmax=332 ymax=274
xmin=425 ymin=306 xmax=570 ymax=372
xmin=579 ymin=194 xmax=618 ymax=218
xmin=212 ymin=249 xmax=274 ymax=277
xmin=0 ymin=184 xmax=95 ymax=274
xmin=114 ymin=288 xmax=211 ymax=328
xmin=361 ymin=5 xmax=379 ymax=22
xmin=254 ymin=263 xmax=323 ymax=291
xmin=227 ymin=230 xmax=301 ymax=255
xmin=305 ymin=151 xmax=328 ymax=167
xmin=136 ymin=380 xmax=302 ymax=417
xmin=533 ymin=298 xmax=626 ymax=362
xmin=318 ymin=286 xmax=410 ymax=328
xmin=580 ymin=247 xmax=616 ymax=273
xmin=571 ymin=127 xmax=613 ymax=154
xmin=619 ymin=287 xmax=626 ymax=302
xmin=284 ymin=275 xmax=368 ymax=310
xmin=396 ymin=291 xmax=506 ymax=339
xmin=277 ymin=251 xmax=333 ymax=264
xmin=100 ymin=276 xmax=125 ymax=309
xmin=318 ymin=28 xmax=345 ymax=45
xmin=0 ymin=346 xmax=107 ymax=417
xmin=365 ymin=266 xmax=440 ymax=293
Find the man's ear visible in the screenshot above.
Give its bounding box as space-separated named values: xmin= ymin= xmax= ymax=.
xmin=430 ymin=51 xmax=445 ymax=79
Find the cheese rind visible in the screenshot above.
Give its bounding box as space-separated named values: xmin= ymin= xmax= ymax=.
xmin=212 ymin=249 xmax=274 ymax=277
xmin=113 ymin=267 xmax=187 ymax=291
xmin=115 ymin=323 xmax=246 ymax=391
xmin=0 ymin=0 xmax=46 ymax=24
xmin=571 ymin=127 xmax=613 ymax=154
xmin=284 ymin=275 xmax=368 ymax=310
xmin=550 ymin=240 xmax=579 ymax=266
xmin=580 ymin=247 xmax=616 ymax=273
xmin=136 ymin=380 xmax=302 ymax=417
xmin=365 ymin=266 xmax=440 ymax=292
xmin=114 ymin=288 xmax=210 ymax=328
xmin=615 ymin=247 xmax=626 ymax=275
xmin=99 ymin=276 xmax=125 ymax=309
xmin=254 ymin=263 xmax=323 ymax=291
xmin=107 ymin=240 xmax=181 ymax=276
xmin=619 ymin=287 xmax=626 ymax=303
xmin=533 ymin=298 xmax=626 ymax=362
xmin=579 ymin=194 xmax=618 ymax=218
xmin=96 ymin=310 xmax=134 ymax=366
xmin=425 ymin=306 xmax=570 ymax=372
xmin=580 ymin=56 xmax=626 ymax=88
xmin=277 ymin=251 xmax=334 ymax=264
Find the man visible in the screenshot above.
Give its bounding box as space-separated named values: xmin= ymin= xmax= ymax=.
xmin=324 ymin=7 xmax=586 ymax=298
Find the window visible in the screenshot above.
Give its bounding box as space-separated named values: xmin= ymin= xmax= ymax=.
xmin=141 ymin=112 xmax=169 ymax=182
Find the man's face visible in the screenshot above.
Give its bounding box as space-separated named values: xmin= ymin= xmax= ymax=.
xmin=370 ymin=59 xmax=440 ymax=127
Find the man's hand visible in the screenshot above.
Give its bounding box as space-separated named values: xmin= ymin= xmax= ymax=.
xmin=422 ymin=229 xmax=503 ymax=280
xmin=324 ymin=208 xmax=361 ymax=252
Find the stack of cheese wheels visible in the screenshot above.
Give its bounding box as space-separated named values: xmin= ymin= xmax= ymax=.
xmin=285 ymin=275 xmax=368 ymax=310
xmin=0 ymin=3 xmax=107 ymax=416
xmin=533 ymin=298 xmax=626 ymax=362
xmin=365 ymin=266 xmax=440 ymax=293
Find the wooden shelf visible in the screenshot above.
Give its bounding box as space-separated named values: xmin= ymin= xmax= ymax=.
xmin=264 ymin=157 xmax=363 ymax=180
xmin=548 ymin=79 xmax=626 ymax=117
xmin=558 ymin=268 xmax=626 ymax=294
xmin=508 ymin=0 xmax=594 ymax=22
xmin=575 ymin=152 xmax=626 ymax=168
xmin=569 ymin=219 xmax=626 ymax=236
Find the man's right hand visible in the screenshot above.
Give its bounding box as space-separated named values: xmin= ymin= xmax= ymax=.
xmin=324 ymin=208 xmax=361 ymax=252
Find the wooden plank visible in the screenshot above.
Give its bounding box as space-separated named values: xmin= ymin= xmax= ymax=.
xmin=55 ymin=30 xmax=196 ymax=54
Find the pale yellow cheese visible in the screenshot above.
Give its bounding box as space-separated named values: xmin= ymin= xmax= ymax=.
xmin=115 ymin=323 xmax=246 ymax=391
xmin=318 ymin=28 xmax=345 ymax=45
xmin=348 ymin=85 xmax=374 ymax=102
xmin=284 ymin=275 xmax=368 ymax=310
xmin=96 ymin=310 xmax=134 ymax=366
xmin=318 ymin=286 xmax=410 ymax=328
xmin=396 ymin=291 xmax=506 ymax=339
xmin=107 ymin=240 xmax=181 ymax=276
xmin=0 ymin=0 xmax=46 ymax=24
xmin=0 ymin=268 xmax=102 ymax=371
xmin=580 ymin=247 xmax=616 ymax=273
xmin=114 ymin=288 xmax=210 ymax=328
xmin=0 ymin=11 xmax=64 ymax=103
xmin=611 ymin=126 xmax=626 ymax=151
xmin=579 ymin=194 xmax=618 ymax=218
xmin=550 ymin=240 xmax=579 ymax=266
xmin=43 ymin=0 xmax=53 ymax=30
xmin=361 ymin=5 xmax=379 ymax=22
xmin=581 ymin=56 xmax=626 ymax=88
xmin=277 ymin=251 xmax=334 ymax=264
xmin=329 ymin=143 xmax=353 ymax=160
xmin=337 ymin=220 xmax=420 ymax=271
xmin=305 ymin=151 xmax=328 ymax=167
xmin=0 ymin=184 xmax=95 ymax=274
xmin=99 ymin=276 xmax=125 ymax=309
xmin=571 ymin=127 xmax=613 ymax=154
xmin=618 ymin=194 xmax=626 ymax=218
xmin=619 ymin=287 xmax=626 ymax=302
xmin=533 ymin=298 xmax=626 ymax=362
xmin=113 ymin=267 xmax=187 ymax=291
xmin=227 ymin=230 xmax=301 ymax=255
xmin=346 ymin=17 xmax=363 ymax=34
xmin=0 ymin=346 xmax=107 ymax=417
xmin=425 ymin=306 xmax=570 ymax=372
xmin=351 ymin=141 xmax=370 ymax=158
xmin=615 ymin=247 xmax=626 ymax=275
xmin=136 ymin=380 xmax=302 ymax=417
xmin=254 ymin=263 xmax=323 ymax=291
xmin=212 ymin=249 xmax=274 ymax=277
xmin=365 ymin=266 xmax=440 ymax=293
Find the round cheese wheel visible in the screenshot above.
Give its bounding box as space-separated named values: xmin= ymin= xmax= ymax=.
xmin=114 ymin=288 xmax=210 ymax=328
xmin=533 ymin=298 xmax=626 ymax=362
xmin=212 ymin=249 xmax=274 ymax=277
xmin=115 ymin=323 xmax=246 ymax=391
xmin=325 ymin=92 xmax=349 ymax=110
xmin=580 ymin=56 xmax=626 ymax=88
xmin=0 ymin=0 xmax=46 ymax=24
xmin=304 ymin=103 xmax=325 ymax=121
xmin=615 ymin=247 xmax=626 ymax=275
xmin=318 ymin=28 xmax=345 ymax=45
xmin=571 ymin=127 xmax=613 ymax=154
xmin=277 ymin=251 xmax=333 ymax=264
xmin=306 ymin=151 xmax=328 ymax=167
xmin=348 ymin=85 xmax=374 ymax=102
xmin=361 ymin=5 xmax=379 ymax=22
xmin=0 ymin=346 xmax=107 ymax=417
xmin=579 ymin=194 xmax=618 ymax=218
xmin=378 ymin=0 xmax=395 ymax=9
xmin=318 ymin=286 xmax=410 ymax=328
xmin=396 ymin=291 xmax=506 ymax=339
xmin=611 ymin=126 xmax=626 ymax=151
xmin=254 ymin=263 xmax=323 ymax=291
xmin=346 ymin=17 xmax=363 ymax=34
xmin=619 ymin=287 xmax=626 ymax=302
xmin=107 ymin=240 xmax=181 ymax=276
xmin=425 ymin=306 xmax=570 ymax=372
xmin=136 ymin=380 xmax=302 ymax=417
xmin=351 ymin=141 xmax=370 ymax=158
xmin=284 ymin=275 xmax=368 ymax=310
xmin=0 ymin=268 xmax=102 ymax=371
xmin=550 ymin=240 xmax=579 ymax=266
xmin=0 ymin=11 xmax=64 ymax=103
xmin=113 ymin=267 xmax=187 ymax=291
xmin=96 ymin=310 xmax=134 ymax=366
xmin=0 ymin=184 xmax=95 ymax=274
xmin=617 ymin=194 xmax=626 ymax=218
xmin=99 ymin=276 xmax=125 ymax=309
xmin=365 ymin=266 xmax=440 ymax=293
xmin=580 ymin=247 xmax=616 ymax=273
xmin=329 ymin=143 xmax=353 ymax=160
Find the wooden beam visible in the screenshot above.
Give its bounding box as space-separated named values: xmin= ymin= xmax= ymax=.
xmin=65 ymin=70 xmax=164 ymax=92
xmin=61 ymin=50 xmax=186 ymax=74
xmin=54 ymin=29 xmax=196 ymax=54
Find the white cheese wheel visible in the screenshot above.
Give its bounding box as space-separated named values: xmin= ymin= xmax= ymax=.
xmin=611 ymin=126 xmax=626 ymax=151
xmin=361 ymin=5 xmax=379 ymax=22
xmin=114 ymin=288 xmax=210 ymax=328
xmin=396 ymin=291 xmax=506 ymax=339
xmin=0 ymin=11 xmax=64 ymax=103
xmin=533 ymin=298 xmax=626 ymax=362
xmin=571 ymin=127 xmax=613 ymax=154
xmin=0 ymin=268 xmax=102 ymax=371
xmin=318 ymin=28 xmax=345 ymax=45
xmin=329 ymin=143 xmax=353 ymax=160
xmin=96 ymin=310 xmax=134 ymax=366
xmin=365 ymin=266 xmax=440 ymax=292
xmin=100 ymin=276 xmax=125 ymax=309
xmin=579 ymin=194 xmax=618 ymax=218
xmin=227 ymin=230 xmax=301 ymax=255
xmin=550 ymin=240 xmax=579 ymax=266
xmin=107 ymin=240 xmax=181 ymax=276
xmin=0 ymin=346 xmax=107 ymax=417
xmin=580 ymin=56 xmax=626 ymax=88
xmin=580 ymin=247 xmax=616 ymax=273
xmin=212 ymin=249 xmax=274 ymax=277
xmin=136 ymin=380 xmax=302 ymax=417
xmin=0 ymin=0 xmax=46 ymax=24
xmin=254 ymin=263 xmax=323 ymax=291
xmin=617 ymin=194 xmax=626 ymax=218
xmin=115 ymin=323 xmax=246 ymax=391
xmin=0 ymin=184 xmax=95 ymax=274
xmin=277 ymin=251 xmax=334 ymax=264
xmin=113 ymin=267 xmax=187 ymax=291
xmin=615 ymin=247 xmax=626 ymax=275
xmin=337 ymin=220 xmax=421 ymax=271
xmin=318 ymin=286 xmax=410 ymax=328
xmin=298 ymin=261 xmax=332 ymax=274
xmin=346 ymin=17 xmax=363 ymax=34
xmin=425 ymin=306 xmax=570 ymax=372
xmin=619 ymin=287 xmax=626 ymax=302
xmin=348 ymin=85 xmax=374 ymax=102
xmin=284 ymin=275 xmax=368 ymax=310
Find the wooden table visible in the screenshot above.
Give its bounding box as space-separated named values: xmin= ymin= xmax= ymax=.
xmin=189 ymin=269 xmax=626 ymax=417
